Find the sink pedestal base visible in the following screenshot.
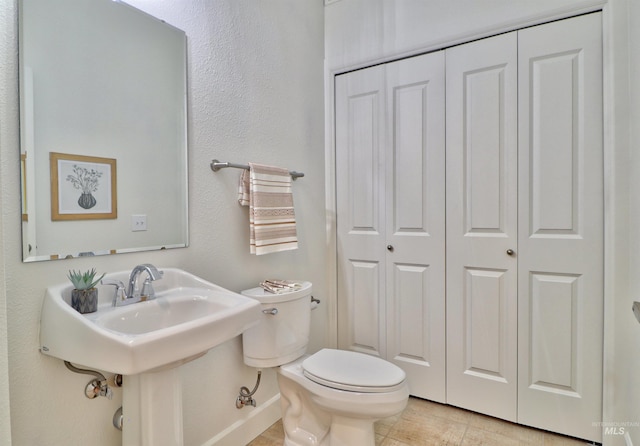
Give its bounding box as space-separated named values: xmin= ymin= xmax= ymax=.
xmin=122 ymin=368 xmax=184 ymax=446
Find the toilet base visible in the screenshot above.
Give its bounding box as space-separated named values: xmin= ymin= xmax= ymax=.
xmin=279 ymin=375 xmax=331 ymax=446
xmin=326 ymin=415 xmax=375 ymax=446
xmin=281 ymin=416 xmax=375 ymax=446
xmin=278 ymin=357 xmax=408 ymax=446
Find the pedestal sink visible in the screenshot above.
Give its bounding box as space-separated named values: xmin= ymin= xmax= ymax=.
xmin=39 ymin=268 xmax=262 ymax=446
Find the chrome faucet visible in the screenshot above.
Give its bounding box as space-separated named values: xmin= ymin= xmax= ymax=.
xmin=127 ymin=264 xmax=163 ymax=300
xmin=102 ymin=264 xmax=163 ymax=307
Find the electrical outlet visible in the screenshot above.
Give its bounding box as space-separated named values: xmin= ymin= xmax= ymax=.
xmin=131 ymin=214 xmax=147 ymax=232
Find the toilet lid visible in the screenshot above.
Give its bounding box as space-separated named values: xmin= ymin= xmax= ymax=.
xmin=302 ymin=349 xmax=406 ymax=393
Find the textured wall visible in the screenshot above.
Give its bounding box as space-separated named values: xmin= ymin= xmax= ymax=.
xmin=325 ymin=0 xmax=609 ymax=71
xmin=621 ymin=0 xmax=640 ymax=444
xmin=0 ymin=0 xmax=13 ymax=441
xmin=0 ymin=0 xmax=324 ymax=444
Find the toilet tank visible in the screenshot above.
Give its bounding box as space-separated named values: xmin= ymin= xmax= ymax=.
xmin=241 ymin=282 xmax=312 ymax=368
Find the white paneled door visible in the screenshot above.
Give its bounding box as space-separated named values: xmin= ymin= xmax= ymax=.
xmin=336 ymin=51 xmax=447 ymax=402
xmin=384 ymin=53 xmax=446 ymax=402
xmin=445 ymin=32 xmax=519 ymax=422
xmin=336 ymin=65 xmax=387 ymax=360
xmin=517 ymin=13 xmax=603 ymax=442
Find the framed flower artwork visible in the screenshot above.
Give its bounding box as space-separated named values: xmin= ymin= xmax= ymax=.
xmin=50 ymin=152 xmax=117 ymax=220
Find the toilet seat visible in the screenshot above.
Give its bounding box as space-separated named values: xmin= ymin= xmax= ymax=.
xmin=302 ymin=349 xmax=406 ymax=393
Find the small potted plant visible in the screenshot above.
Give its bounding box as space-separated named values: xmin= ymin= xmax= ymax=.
xmin=68 ymin=268 xmax=105 ymax=314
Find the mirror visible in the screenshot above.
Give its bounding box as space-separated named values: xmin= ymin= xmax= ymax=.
xmin=19 ymin=0 xmax=188 ymax=262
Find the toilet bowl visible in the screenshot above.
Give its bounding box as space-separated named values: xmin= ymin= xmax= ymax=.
xmin=278 ymin=350 xmax=409 ymax=445
xmin=241 ymin=282 xmax=409 ymax=446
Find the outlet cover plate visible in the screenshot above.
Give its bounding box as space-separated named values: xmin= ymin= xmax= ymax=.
xmin=131 ymin=215 xmax=147 ymax=232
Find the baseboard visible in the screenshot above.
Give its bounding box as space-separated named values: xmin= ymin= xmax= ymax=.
xmin=201 ymin=394 xmax=281 ymax=446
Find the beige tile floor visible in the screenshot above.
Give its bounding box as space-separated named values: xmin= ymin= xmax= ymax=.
xmin=247 ymin=397 xmax=596 ymax=446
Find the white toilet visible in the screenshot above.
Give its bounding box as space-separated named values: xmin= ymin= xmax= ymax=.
xmin=241 ymin=282 xmax=409 ymax=446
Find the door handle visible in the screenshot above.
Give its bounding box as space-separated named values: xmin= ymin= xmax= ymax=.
xmin=506 ymin=249 xmax=515 ymax=256
xmin=387 ymin=245 xmax=394 ymax=252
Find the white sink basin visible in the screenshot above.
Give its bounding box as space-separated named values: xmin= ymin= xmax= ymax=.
xmin=39 ymin=268 xmax=261 ymax=375
xmin=95 ymin=289 xmax=234 ymax=335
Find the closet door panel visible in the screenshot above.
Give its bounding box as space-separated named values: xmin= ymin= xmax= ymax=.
xmin=336 ymin=66 xmax=387 ymax=357
xmin=530 ymin=53 xmax=580 ymax=234
xmin=386 ymin=52 xmax=446 ymax=402
xmin=529 ymin=272 xmax=580 ymax=388
xmin=346 ymin=260 xmax=382 ymax=353
xmin=446 ymin=32 xmax=518 ymax=421
xmin=464 ymin=267 xmax=509 ymax=374
xmin=518 ymin=13 xmax=603 ymax=443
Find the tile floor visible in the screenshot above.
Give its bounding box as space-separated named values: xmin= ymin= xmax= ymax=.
xmin=247 ymin=397 xmax=596 ymax=445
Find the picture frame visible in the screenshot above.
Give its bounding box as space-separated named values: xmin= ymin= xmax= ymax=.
xmin=50 ymin=152 xmax=117 ymax=221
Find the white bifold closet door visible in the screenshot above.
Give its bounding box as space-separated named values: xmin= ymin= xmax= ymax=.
xmin=445 ymin=32 xmax=519 ymax=422
xmin=335 ymin=11 xmax=603 ymax=443
xmin=446 ymin=13 xmax=603 ymax=441
xmin=517 ymin=13 xmax=603 ymax=442
xmin=335 ymin=51 xmax=447 ymax=402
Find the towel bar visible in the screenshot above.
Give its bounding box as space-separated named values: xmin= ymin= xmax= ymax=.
xmin=210 ymin=159 xmax=304 ymax=179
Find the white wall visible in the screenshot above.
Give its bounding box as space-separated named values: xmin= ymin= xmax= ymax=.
xmin=0 ymin=3 xmax=16 ymax=443
xmin=0 ymin=0 xmax=325 ymax=445
xmin=621 ymin=0 xmax=640 ymax=444
xmin=325 ymin=0 xmax=635 ymax=444
xmin=325 ymin=0 xmax=608 ymax=72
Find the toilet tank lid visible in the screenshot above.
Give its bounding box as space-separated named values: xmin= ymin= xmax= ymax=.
xmin=241 ymin=281 xmax=312 ymax=303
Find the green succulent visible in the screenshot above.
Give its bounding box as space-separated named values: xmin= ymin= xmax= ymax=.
xmin=67 ymin=268 xmax=105 ymax=291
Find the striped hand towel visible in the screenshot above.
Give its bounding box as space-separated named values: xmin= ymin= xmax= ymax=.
xmin=237 ymin=163 xmax=298 ymax=255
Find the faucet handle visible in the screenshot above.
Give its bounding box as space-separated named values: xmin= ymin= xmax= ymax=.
xmin=102 ymin=279 xmax=126 ymax=306
xmin=101 ymin=278 xmax=125 ymax=290
xmin=141 ymin=278 xmax=156 ymax=300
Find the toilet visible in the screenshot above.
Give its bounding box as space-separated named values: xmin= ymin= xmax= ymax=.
xmin=241 ymin=282 xmax=409 ymax=446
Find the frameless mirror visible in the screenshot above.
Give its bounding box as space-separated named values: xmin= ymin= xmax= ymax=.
xmin=19 ymin=0 xmax=188 ymax=262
